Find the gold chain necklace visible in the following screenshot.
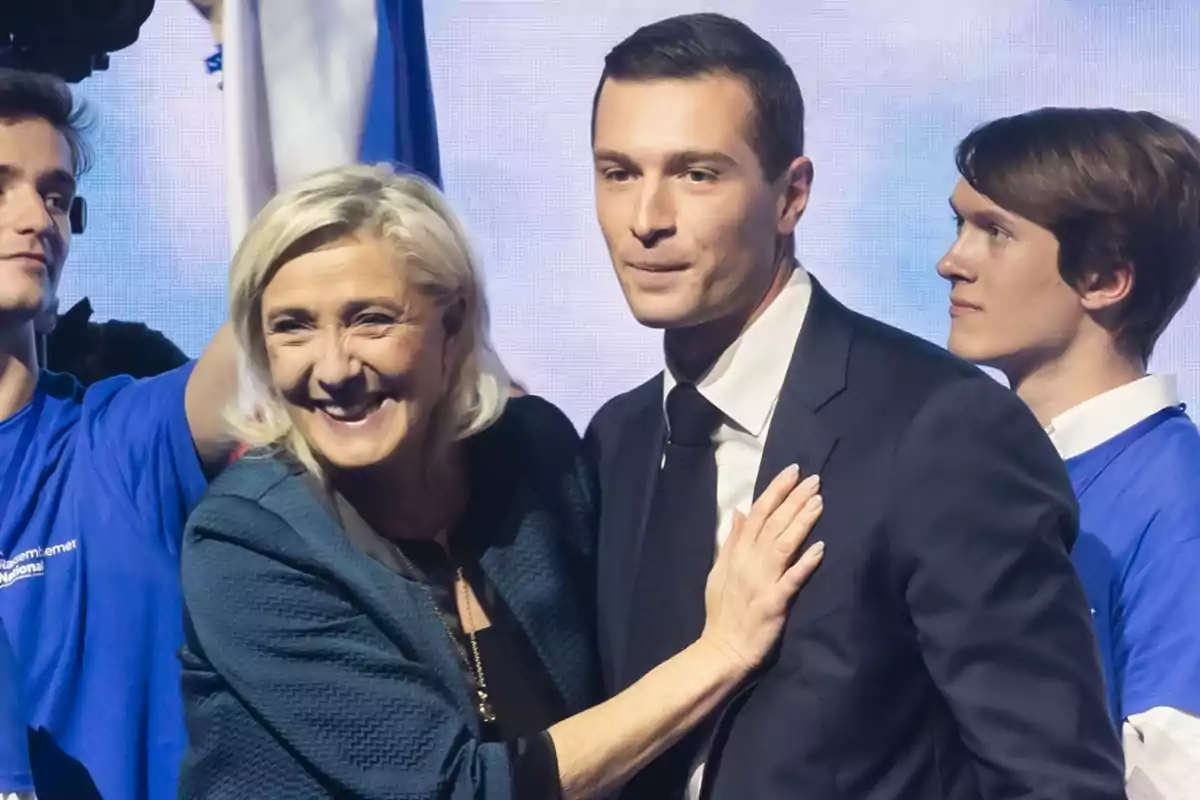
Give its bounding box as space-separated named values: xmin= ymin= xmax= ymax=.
xmin=454 ymin=567 xmax=496 ymax=724
xmin=394 ymin=546 xmax=497 ymax=724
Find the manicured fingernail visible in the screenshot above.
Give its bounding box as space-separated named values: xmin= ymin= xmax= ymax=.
xmin=799 ymin=474 xmax=820 ymax=490
xmin=786 ymin=463 xmax=800 ymax=476
xmin=811 ymin=541 xmax=825 ymax=554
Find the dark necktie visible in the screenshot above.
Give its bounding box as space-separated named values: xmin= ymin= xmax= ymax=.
xmin=621 ymin=382 xmax=723 ymax=799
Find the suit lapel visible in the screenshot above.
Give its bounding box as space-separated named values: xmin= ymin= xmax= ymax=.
xmin=754 ymin=276 xmax=851 ymax=497
xmin=695 ymin=276 xmax=853 ymax=796
xmin=602 ymin=378 xmax=667 ymax=689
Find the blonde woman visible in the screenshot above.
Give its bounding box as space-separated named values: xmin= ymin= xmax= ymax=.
xmin=178 ymin=164 xmax=825 ymax=799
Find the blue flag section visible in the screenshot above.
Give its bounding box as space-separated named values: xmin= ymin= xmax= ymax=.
xmin=365 ymin=0 xmax=442 ymax=186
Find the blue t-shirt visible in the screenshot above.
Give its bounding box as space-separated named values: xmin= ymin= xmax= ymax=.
xmin=0 ymin=365 xmax=208 ymax=799
xmin=1067 ymin=406 xmax=1200 ymax=723
xmin=0 ymin=619 xmax=32 ymax=794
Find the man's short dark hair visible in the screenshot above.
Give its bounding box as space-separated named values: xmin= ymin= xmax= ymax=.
xmin=956 ymin=107 xmax=1200 ymax=363
xmin=0 ymin=67 xmax=93 ymax=177
xmin=592 ymin=13 xmax=804 ymax=179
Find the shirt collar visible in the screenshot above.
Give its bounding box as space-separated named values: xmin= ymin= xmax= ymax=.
xmin=1046 ymin=374 xmax=1183 ymax=460
xmin=662 ymin=265 xmax=813 ymax=437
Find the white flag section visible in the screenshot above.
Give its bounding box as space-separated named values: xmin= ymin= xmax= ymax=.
xmin=222 ymin=0 xmax=381 ymax=246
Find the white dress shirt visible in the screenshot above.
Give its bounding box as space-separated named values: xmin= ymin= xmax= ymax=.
xmin=661 ymin=265 xmax=813 ymax=799
xmin=1046 ymin=374 xmax=1200 ymax=799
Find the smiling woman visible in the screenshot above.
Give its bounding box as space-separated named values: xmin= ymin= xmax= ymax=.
xmin=226 ymin=164 xmax=507 ymax=493
xmin=177 ymin=162 xmax=825 ymax=800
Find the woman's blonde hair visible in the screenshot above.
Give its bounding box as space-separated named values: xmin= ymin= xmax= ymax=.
xmin=227 ymin=163 xmax=510 ymax=476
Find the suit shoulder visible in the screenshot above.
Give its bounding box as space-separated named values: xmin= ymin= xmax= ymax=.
xmin=850 ymin=310 xmax=981 ymax=382
xmin=588 ymin=372 xmax=662 ymax=434
xmin=838 ymin=308 xmax=1023 ymax=416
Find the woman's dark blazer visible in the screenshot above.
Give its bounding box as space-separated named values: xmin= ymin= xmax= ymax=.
xmin=177 ymin=396 xmax=601 ymax=799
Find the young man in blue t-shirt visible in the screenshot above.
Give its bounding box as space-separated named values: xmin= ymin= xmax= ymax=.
xmin=0 ymin=69 xmax=237 ymax=799
xmin=938 ymin=107 xmax=1200 ymax=796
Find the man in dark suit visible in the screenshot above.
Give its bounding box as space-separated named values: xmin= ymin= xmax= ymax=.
xmin=585 ymin=13 xmax=1125 ymax=800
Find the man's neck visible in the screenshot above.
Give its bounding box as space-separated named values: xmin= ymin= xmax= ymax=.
xmin=665 ymin=258 xmax=794 ymax=381
xmin=1008 ymin=336 xmax=1145 ymax=428
xmin=0 ymin=325 xmax=39 ymax=423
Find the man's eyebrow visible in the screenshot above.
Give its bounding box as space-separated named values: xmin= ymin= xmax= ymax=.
xmin=38 ymin=168 xmax=77 ymax=195
xmin=593 ymin=149 xmax=636 ymax=166
xmin=949 ymin=196 xmax=1023 ymax=228
xmin=663 ymin=150 xmax=738 ymax=171
xmin=0 ymin=164 xmax=78 ymax=195
xmin=593 ymin=149 xmax=739 ymax=171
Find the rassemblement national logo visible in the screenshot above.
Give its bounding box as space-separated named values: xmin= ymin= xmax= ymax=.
xmin=0 ymin=541 xmax=77 ymax=590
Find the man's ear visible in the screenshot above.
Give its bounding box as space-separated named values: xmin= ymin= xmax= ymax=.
xmin=776 ymin=156 xmax=814 ymax=236
xmin=34 ymin=296 xmax=60 ymax=336
xmin=1079 ymin=262 xmax=1134 ymax=312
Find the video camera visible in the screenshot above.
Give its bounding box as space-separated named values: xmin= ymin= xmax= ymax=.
xmin=0 ymin=0 xmax=156 ymax=83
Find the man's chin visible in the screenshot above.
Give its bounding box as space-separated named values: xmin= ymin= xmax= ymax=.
xmin=626 ymin=298 xmax=705 ymax=331
xmin=947 ymin=337 xmax=1012 ymax=373
xmin=0 ymin=295 xmax=47 ymax=330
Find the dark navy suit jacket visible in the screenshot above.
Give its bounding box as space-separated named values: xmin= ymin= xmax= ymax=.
xmin=587 ymin=276 xmax=1126 ymax=800
xmin=178 ymin=396 xmax=600 ymax=799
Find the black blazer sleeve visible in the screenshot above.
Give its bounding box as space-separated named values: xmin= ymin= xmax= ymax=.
xmin=179 ymin=495 xmax=527 ymax=800
xmin=890 ymin=377 xmax=1125 ymax=799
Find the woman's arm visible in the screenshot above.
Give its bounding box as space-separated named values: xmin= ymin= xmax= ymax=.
xmin=550 ymin=465 xmax=824 ymax=799
xmin=181 ymin=466 xmax=820 ymax=799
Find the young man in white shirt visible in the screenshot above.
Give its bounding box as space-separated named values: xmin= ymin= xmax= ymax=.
xmin=939 ymin=106 xmax=1200 ymax=799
